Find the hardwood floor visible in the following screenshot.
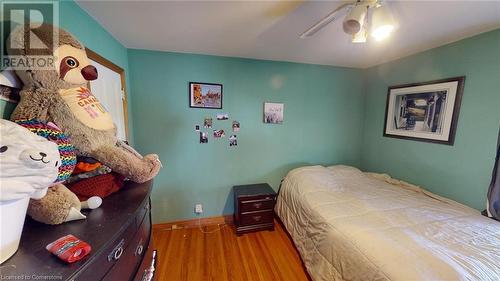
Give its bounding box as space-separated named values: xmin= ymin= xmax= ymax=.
xmin=152 ymin=219 xmax=311 ymax=281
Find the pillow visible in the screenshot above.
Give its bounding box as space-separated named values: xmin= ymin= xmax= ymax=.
xmin=327 ymin=165 xmax=364 ymax=176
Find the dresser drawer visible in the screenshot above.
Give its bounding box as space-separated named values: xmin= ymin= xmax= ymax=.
xmin=240 ymin=198 xmax=274 ymax=212
xmin=240 ymin=210 xmax=274 ymax=225
xmin=75 ymin=200 xmax=149 ymax=280
xmin=103 ymin=213 xmax=151 ymax=281
xmin=75 ymin=218 xmax=137 ymax=280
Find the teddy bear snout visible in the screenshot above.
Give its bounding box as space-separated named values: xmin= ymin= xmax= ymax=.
xmin=81 ymin=65 xmax=98 ymax=81
xmin=20 ymin=149 xmax=58 ymax=168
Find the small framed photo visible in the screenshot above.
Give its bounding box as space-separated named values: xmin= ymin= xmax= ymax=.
xmin=384 ymin=76 xmax=465 ymax=145
xmin=0 ymin=85 xmax=20 ymax=103
xmin=263 ymin=102 xmax=284 ymax=124
xmin=204 ymin=118 xmax=212 ymax=129
xmin=229 ymin=135 xmax=237 ymax=147
xmin=213 ymin=129 xmax=225 ymax=138
xmin=200 ymin=132 xmax=208 ymax=143
xmin=189 ymin=82 xmax=223 ymax=109
xmin=216 ymin=113 xmax=229 ymax=120
xmin=232 ymin=121 xmax=240 ymax=132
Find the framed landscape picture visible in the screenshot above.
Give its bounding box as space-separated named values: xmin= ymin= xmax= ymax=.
xmin=383 ymin=76 xmax=465 ymax=145
xmin=189 ymin=82 xmax=222 ymax=109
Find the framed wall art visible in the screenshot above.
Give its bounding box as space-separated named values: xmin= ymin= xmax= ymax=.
xmin=189 ymin=82 xmax=223 ymax=109
xmin=263 ymin=102 xmax=284 ymax=124
xmin=383 ymin=76 xmax=465 ymax=145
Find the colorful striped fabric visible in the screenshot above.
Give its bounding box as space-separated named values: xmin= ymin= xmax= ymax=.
xmin=15 ymin=119 xmax=77 ymax=183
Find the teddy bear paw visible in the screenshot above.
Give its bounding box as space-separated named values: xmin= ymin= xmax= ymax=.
xmin=143 ymin=154 xmax=162 ymax=178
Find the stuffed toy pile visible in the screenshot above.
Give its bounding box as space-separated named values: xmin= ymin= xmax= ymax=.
xmin=14 ymin=119 xmax=102 ymax=224
xmin=5 ymin=24 xmax=161 ymax=225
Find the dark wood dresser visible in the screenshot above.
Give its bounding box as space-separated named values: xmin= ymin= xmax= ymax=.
xmin=234 ymin=183 xmax=276 ymax=235
xmin=0 ymin=180 xmax=157 ymax=281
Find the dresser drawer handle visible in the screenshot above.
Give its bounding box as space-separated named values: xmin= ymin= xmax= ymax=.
xmin=108 ymin=239 xmax=125 ymax=262
xmin=114 ymin=246 xmax=124 ymax=260
xmin=253 ymin=215 xmax=262 ymax=222
xmin=136 ymin=245 xmax=144 ymax=256
xmin=253 ymin=202 xmax=263 ymax=208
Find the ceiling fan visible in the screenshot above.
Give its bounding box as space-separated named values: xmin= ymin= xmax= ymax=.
xmin=300 ymin=0 xmax=396 ymax=43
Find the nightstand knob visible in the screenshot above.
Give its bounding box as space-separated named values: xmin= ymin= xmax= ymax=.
xmin=253 ymin=202 xmax=262 ymax=208
xmin=253 ymin=215 xmax=262 ymax=222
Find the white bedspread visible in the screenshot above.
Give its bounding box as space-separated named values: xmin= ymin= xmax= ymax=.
xmin=275 ymin=165 xmax=500 ymax=281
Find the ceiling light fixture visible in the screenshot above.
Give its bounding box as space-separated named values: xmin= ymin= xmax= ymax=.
xmin=352 ymin=26 xmax=368 ymax=43
xmin=370 ymin=4 xmax=396 ymax=41
xmin=300 ymin=0 xmax=397 ymax=43
xmin=350 ymin=5 xmax=369 ymax=43
xmin=343 ymin=3 xmax=368 ymax=35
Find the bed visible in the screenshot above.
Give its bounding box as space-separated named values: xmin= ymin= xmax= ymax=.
xmin=275 ymin=165 xmax=500 ymax=281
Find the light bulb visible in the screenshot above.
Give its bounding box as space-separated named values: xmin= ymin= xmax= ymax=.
xmin=370 ymin=4 xmax=396 ymax=42
xmin=371 ymin=25 xmax=394 ymax=41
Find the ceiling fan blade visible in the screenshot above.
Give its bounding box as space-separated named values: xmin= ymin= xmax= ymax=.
xmin=299 ymin=2 xmax=354 ymax=39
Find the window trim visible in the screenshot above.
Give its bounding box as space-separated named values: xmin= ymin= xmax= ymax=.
xmin=85 ymin=48 xmax=129 ymax=140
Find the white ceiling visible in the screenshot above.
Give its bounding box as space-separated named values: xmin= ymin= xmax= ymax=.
xmin=76 ymin=0 xmax=500 ymax=69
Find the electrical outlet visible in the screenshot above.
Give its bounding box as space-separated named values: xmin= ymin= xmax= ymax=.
xmin=195 ymin=203 xmax=203 ymax=214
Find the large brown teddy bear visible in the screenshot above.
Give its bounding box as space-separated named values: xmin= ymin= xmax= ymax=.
xmin=8 ymin=24 xmax=161 ymax=223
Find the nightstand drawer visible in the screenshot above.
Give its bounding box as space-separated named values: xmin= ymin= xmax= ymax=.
xmin=240 ymin=198 xmax=274 ymax=212
xmin=240 ymin=210 xmax=274 ymax=225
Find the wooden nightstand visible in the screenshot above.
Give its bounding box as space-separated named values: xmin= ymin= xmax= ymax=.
xmin=233 ymin=183 xmax=276 ymax=235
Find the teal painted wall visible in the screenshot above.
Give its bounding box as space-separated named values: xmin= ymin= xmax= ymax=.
xmin=0 ymin=99 xmax=15 ymax=120
xmin=128 ymin=50 xmax=365 ymax=223
xmin=0 ymin=1 xmax=133 ymax=140
xmin=361 ymin=29 xmax=500 ymax=210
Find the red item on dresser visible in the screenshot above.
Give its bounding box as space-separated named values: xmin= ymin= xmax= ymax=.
xmin=67 ymin=172 xmax=125 ymax=201
xmin=46 ymin=235 xmax=91 ymax=263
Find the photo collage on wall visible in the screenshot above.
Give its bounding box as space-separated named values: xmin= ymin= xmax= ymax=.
xmin=195 ymin=113 xmax=238 ymax=147
xmin=189 ymin=82 xmax=239 ymax=147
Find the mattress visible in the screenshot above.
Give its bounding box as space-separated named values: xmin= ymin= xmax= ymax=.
xmin=275 ymin=165 xmax=500 ymax=281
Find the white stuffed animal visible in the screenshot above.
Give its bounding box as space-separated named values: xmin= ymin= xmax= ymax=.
xmin=0 ymin=119 xmax=61 ymax=200
xmin=0 ymin=119 xmax=60 ymax=263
